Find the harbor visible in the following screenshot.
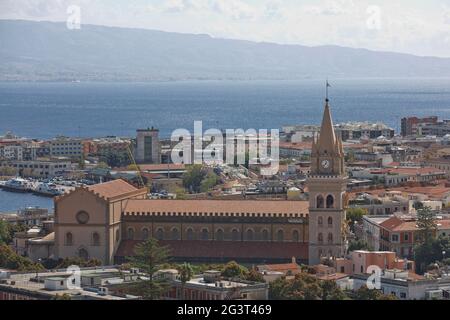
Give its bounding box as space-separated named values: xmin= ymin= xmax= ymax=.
xmin=0 ymin=177 xmax=78 ymax=213
xmin=0 ymin=177 xmax=78 ymax=197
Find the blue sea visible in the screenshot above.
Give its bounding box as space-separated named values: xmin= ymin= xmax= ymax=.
xmin=1 ymin=79 xmax=450 ymax=139
xmin=0 ymin=78 xmax=450 ymax=212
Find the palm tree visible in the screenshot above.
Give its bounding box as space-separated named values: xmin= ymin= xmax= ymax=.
xmin=178 ymin=263 xmax=194 ymax=300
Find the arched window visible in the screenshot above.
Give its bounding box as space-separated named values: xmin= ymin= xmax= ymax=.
xmin=171 ymin=228 xmax=180 ymax=240
xmin=186 ymin=228 xmax=195 ymax=241
xmin=201 ymin=228 xmax=209 ymax=241
xmin=232 ymin=229 xmax=240 ymax=241
xmin=276 ymin=229 xmax=284 ymax=242
xmin=142 ymin=228 xmax=150 ymax=240
xmin=92 ymin=232 xmax=100 ymax=246
xmin=318 ymin=233 xmax=323 ymax=243
xmin=216 ymin=229 xmax=224 ymax=241
xmin=328 ymin=217 xmax=333 ymax=226
xmin=328 ymin=233 xmax=333 ymax=244
xmin=155 ymin=228 xmax=164 ymax=240
xmin=116 ymin=229 xmax=120 ymax=243
xmin=246 ymin=229 xmax=254 ymax=241
xmin=262 ymin=229 xmax=270 ymax=241
xmin=326 ymin=195 xmax=334 ymax=208
xmin=65 ymin=232 xmax=73 ymax=246
xmin=78 ymin=248 xmax=89 ymax=260
xmin=127 ymin=228 xmax=135 ymax=240
xmin=292 ymin=230 xmax=300 ymax=242
xmin=317 ymin=195 xmax=324 ymax=208
xmin=318 ymin=216 xmax=323 ymax=226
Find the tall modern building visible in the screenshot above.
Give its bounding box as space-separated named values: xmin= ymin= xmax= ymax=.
xmin=136 ymin=128 xmax=160 ymax=164
xmin=307 ymin=98 xmax=348 ymax=265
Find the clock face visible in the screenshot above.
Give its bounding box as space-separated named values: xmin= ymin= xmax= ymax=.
xmin=321 ymin=160 xmax=330 ymax=169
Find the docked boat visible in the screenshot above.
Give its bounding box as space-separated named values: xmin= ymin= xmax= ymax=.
xmin=1 ymin=177 xmax=33 ymax=193
xmin=33 ymin=182 xmax=64 ymax=197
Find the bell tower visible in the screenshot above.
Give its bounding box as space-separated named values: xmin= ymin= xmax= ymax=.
xmin=307 ymin=96 xmax=348 ymax=265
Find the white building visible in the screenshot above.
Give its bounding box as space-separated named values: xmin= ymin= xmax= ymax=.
xmin=50 ymin=137 xmax=84 ymax=158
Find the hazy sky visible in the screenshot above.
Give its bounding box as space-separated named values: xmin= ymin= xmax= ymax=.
xmin=1 ymin=0 xmax=450 ymax=57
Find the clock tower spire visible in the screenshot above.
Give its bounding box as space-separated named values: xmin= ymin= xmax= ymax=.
xmin=307 ymin=91 xmax=348 ymax=265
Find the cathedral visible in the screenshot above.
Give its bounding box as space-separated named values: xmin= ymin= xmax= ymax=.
xmin=52 ymin=98 xmax=347 ymax=266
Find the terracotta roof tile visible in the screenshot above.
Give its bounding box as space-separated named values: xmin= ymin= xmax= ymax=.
xmin=123 ymin=200 xmax=309 ymax=216
xmin=87 ymin=179 xmax=139 ymax=199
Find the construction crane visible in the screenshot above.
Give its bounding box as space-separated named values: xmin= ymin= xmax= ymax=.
xmin=126 ymin=144 xmax=146 ymax=189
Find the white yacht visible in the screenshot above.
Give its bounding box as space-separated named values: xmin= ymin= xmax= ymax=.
xmin=2 ymin=177 xmax=32 ymax=192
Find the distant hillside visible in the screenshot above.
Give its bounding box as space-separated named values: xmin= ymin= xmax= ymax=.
xmin=1 ymin=20 xmax=450 ymax=81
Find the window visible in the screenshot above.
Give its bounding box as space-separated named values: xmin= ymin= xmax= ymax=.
xmin=232 ymin=229 xmax=240 ymax=241
xmin=328 ymin=217 xmax=333 ymax=226
xmin=318 ymin=233 xmax=323 ymax=243
xmin=171 ymin=228 xmax=180 ymax=240
xmin=292 ymin=230 xmax=300 ymax=242
xmin=317 ymin=195 xmax=324 ymax=208
xmin=65 ymin=232 xmax=73 ymax=246
xmin=400 ymin=292 xmax=406 ymax=299
xmin=201 ymin=228 xmax=209 ymax=241
xmin=78 ymin=248 xmax=89 ymax=260
xmin=404 ymin=233 xmax=409 ymax=241
xmin=276 ymin=230 xmax=284 ymax=242
xmin=155 ymin=228 xmax=164 ymax=240
xmin=127 ymin=228 xmax=135 ymax=240
xmin=116 ymin=229 xmax=120 ymax=243
xmin=392 ymin=234 xmax=399 ymax=242
xmin=76 ymin=211 xmax=89 ymax=224
xmin=326 ymin=195 xmax=334 ymax=208
xmin=92 ymin=232 xmax=100 ymax=246
xmin=216 ymin=229 xmax=224 ymax=241
xmin=361 ymin=266 xmax=364 ymax=273
xmin=318 ymin=216 xmax=323 ymax=226
xmin=328 ymin=233 xmax=333 ymax=244
xmin=142 ymin=228 xmax=150 ymax=240
xmin=186 ymin=228 xmax=195 ymax=240
xmin=246 ymin=229 xmax=254 ymax=241
xmin=262 ymin=229 xmax=269 ymax=241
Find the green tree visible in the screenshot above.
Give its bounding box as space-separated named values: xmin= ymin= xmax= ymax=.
xmin=0 ymin=220 xmax=10 ymax=245
xmin=352 ymin=286 xmax=397 ymax=300
xmin=0 ymin=244 xmax=44 ymax=272
xmin=182 ymin=165 xmax=205 ymax=193
xmin=126 ymin=238 xmax=171 ymax=300
xmin=200 ymin=171 xmax=219 ymax=193
xmin=321 ymin=280 xmax=348 ymax=300
xmin=415 ymin=235 xmax=450 ymax=274
xmin=348 ymin=239 xmax=371 ymax=252
xmin=416 ymin=207 xmax=438 ymax=244
xmin=56 ymin=257 xmax=102 ymax=269
xmin=346 ymin=208 xmax=367 ymax=233
xmin=221 ymin=261 xmax=247 ymax=278
xmin=414 ymin=207 xmax=439 ymax=273
xmin=178 ymin=262 xmax=194 ymax=299
xmin=244 ymin=268 xmax=265 ymax=283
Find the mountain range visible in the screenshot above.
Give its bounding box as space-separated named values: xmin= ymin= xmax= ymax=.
xmin=1 ymin=19 xmax=450 ymax=81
